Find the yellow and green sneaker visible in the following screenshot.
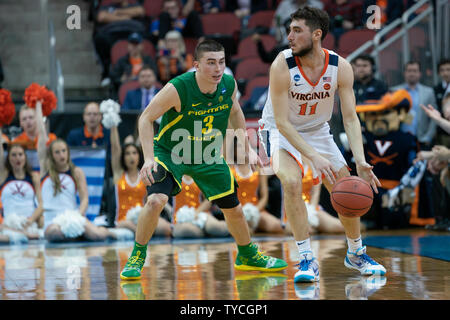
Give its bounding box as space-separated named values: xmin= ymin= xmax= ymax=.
xmin=120 ymin=250 xmax=146 ymax=280
xmin=234 ymin=243 xmax=288 ymax=272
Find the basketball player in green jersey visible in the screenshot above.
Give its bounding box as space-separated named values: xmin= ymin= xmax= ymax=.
xmin=120 ymin=40 xmax=288 ymax=280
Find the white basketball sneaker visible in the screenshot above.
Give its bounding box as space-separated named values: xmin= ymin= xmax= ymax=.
xmin=344 ymin=246 xmax=386 ymax=276
xmin=294 ymin=251 xmax=320 ymax=283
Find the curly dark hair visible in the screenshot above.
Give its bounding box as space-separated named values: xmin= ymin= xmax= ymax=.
xmin=290 ymin=6 xmax=330 ymax=40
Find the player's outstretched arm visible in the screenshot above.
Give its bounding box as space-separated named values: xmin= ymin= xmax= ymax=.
xmin=338 ymin=57 xmax=380 ymax=193
xmin=271 ymin=53 xmax=336 ymax=184
xmin=138 ymin=83 xmax=180 ymax=185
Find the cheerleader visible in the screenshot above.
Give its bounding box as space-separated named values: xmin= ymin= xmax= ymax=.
xmin=35 ymin=101 xmax=114 ymax=242
xmin=0 ymin=134 xmax=42 ymax=242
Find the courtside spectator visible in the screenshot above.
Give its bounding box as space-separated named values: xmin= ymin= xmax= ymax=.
xmin=93 ymin=0 xmax=145 ymax=86
xmin=110 ymin=32 xmax=158 ymax=91
xmin=66 ymin=102 xmax=110 ymax=149
xmin=392 ymin=61 xmax=437 ymax=148
xmin=11 ymin=105 xmax=57 ymax=150
xmin=122 ymin=66 xmax=160 ymax=111
xmin=353 ymin=54 xmax=388 ymax=104
xmin=434 ymin=59 xmax=450 ymax=146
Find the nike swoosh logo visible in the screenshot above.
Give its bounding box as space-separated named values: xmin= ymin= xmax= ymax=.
xmin=192 ymin=102 xmax=202 ymax=106
xmin=294 ymin=83 xmax=303 ymax=86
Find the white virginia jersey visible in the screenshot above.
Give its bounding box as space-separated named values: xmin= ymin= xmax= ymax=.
xmin=41 ymin=172 xmax=78 ymax=212
xmin=0 ymin=179 xmax=36 ymax=217
xmin=260 ymin=48 xmax=340 ymax=131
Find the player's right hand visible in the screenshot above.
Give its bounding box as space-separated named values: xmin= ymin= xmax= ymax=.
xmin=311 ymin=153 xmax=337 ymax=185
xmin=140 ymin=158 xmax=158 ymax=186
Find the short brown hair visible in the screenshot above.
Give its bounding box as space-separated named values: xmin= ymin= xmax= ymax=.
xmin=290 ymin=6 xmax=329 ymax=40
xmin=194 ymin=39 xmax=225 ymax=61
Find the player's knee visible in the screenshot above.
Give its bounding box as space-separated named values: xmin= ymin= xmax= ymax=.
xmin=145 ymin=193 xmax=168 ymax=210
xmin=280 ymin=175 xmax=303 ymax=195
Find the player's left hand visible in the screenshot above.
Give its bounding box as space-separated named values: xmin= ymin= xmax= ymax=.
xmin=356 ymin=161 xmax=381 ymax=194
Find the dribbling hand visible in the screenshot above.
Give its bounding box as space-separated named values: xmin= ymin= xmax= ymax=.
xmin=140 ymin=159 xmax=158 ymax=186
xmin=356 ymin=161 xmax=381 ymax=194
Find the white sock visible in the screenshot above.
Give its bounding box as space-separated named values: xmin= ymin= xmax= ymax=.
xmin=347 ymin=236 xmax=362 ymax=253
xmin=296 ymin=238 xmax=312 ymax=256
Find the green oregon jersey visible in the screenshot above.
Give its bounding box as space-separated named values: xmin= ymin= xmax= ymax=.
xmin=154 ymin=71 xmax=235 ymax=165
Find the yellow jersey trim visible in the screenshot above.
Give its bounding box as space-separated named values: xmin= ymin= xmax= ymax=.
xmin=155 ymin=115 xmax=183 ymax=141
xmin=208 ymin=164 xmax=235 ymax=201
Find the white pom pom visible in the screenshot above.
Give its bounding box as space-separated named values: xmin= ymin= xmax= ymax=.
xmin=52 ymin=210 xmax=86 ymax=238
xmin=100 ymin=99 xmax=120 ymax=114
xmin=242 ymin=203 xmax=260 ymax=230
xmin=125 ymin=205 xmax=142 ymax=225
xmin=102 ymin=111 xmax=122 ymax=129
xmin=193 ymin=212 xmax=208 ymax=229
xmin=3 ymin=214 xmax=28 ymax=230
xmin=175 ymin=206 xmax=196 ymax=224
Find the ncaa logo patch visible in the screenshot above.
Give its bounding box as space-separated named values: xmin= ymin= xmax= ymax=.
xmin=221 ymin=87 xmax=227 ymax=94
xmin=293 ymin=74 xmax=301 ymax=81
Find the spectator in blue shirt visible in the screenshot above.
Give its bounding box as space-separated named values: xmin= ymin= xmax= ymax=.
xmin=66 ymin=102 xmax=110 ymax=149
xmin=122 ymin=66 xmax=160 ymax=112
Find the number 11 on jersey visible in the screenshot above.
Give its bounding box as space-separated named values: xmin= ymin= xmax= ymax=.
xmin=298 ymin=102 xmax=318 ymax=115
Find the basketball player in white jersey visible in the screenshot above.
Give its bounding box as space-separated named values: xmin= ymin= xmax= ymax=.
xmin=259 ymin=7 xmax=386 ymax=282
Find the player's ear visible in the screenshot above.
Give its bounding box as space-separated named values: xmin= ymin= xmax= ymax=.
xmin=313 ymin=29 xmax=322 ymax=41
xmin=193 ymin=60 xmax=199 ymax=70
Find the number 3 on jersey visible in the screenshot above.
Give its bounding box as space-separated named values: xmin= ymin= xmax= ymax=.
xmin=298 ymin=102 xmax=318 ymax=115
xmin=202 ymin=115 xmax=214 ymax=134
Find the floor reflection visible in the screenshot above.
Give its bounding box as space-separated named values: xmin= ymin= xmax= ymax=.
xmin=0 ymin=230 xmax=449 ymax=300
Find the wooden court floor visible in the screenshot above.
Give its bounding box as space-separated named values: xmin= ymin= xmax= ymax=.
xmin=0 ymin=229 xmax=449 ymax=300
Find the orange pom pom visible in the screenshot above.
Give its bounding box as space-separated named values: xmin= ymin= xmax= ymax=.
xmin=23 ymin=83 xmax=57 ymax=116
xmin=0 ymin=89 xmax=16 ymax=126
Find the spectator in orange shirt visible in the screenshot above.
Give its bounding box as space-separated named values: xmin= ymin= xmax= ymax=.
xmin=11 ymin=105 xmax=57 ymax=150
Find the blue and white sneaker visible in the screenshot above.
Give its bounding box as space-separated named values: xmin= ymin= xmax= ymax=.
xmin=344 ymin=246 xmax=386 ymax=276
xmin=294 ymin=251 xmax=320 ymax=283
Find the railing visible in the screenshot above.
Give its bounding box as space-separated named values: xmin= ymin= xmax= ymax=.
xmin=48 ymin=20 xmax=65 ymax=111
xmin=346 ymin=0 xmax=443 ymax=87
xmin=436 ymin=0 xmax=450 ymax=62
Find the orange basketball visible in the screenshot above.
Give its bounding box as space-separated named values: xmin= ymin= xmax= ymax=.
xmin=331 ymin=176 xmax=373 ymax=218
